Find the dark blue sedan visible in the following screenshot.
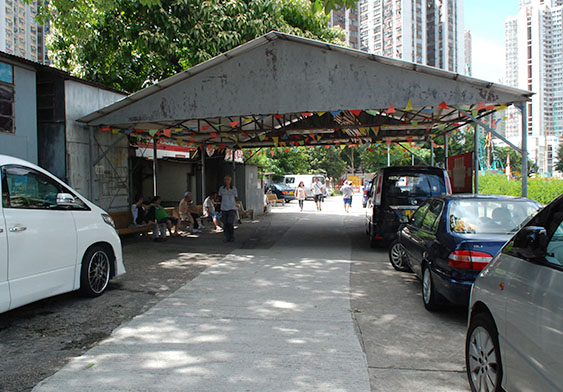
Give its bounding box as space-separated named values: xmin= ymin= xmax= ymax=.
xmin=389 ymin=194 xmax=542 ymax=310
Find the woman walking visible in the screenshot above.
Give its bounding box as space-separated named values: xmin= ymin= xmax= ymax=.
xmin=295 ymin=181 xmax=307 ymax=212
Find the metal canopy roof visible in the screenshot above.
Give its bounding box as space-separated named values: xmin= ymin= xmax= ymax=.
xmin=79 ymin=31 xmax=532 ymax=148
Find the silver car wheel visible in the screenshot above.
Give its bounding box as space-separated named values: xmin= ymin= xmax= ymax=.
xmin=390 ymin=243 xmax=407 ymax=269
xmin=88 ymin=250 xmax=110 ymax=294
xmin=468 ymin=326 xmax=499 ymax=392
xmin=422 ymin=268 xmax=432 ymax=304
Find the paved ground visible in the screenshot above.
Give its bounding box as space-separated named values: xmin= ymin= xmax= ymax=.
xmin=0 ymin=217 xmax=270 ymax=392
xmin=2 ymin=197 xmax=470 ymax=391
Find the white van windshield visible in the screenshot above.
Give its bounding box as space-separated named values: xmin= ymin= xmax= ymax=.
xmin=285 ymin=177 xmax=295 ymax=184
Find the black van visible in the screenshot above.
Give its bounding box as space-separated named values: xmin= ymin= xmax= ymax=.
xmin=365 ymin=166 xmax=452 ymax=248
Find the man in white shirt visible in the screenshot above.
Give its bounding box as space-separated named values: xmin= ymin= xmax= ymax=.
xmin=341 ymin=181 xmax=354 ymax=213
xmin=218 ymin=176 xmax=239 ymax=242
xmin=203 ymin=192 xmax=222 ymax=231
xmin=311 ymin=177 xmax=325 ymax=212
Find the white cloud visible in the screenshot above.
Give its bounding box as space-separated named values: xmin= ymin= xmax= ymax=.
xmin=470 ymin=35 xmax=506 ymax=83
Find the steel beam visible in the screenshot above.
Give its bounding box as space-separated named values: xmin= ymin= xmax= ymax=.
xmin=458 ymin=109 xmax=522 ymax=154
xmin=474 ymin=125 xmax=479 ymax=194
xmin=521 ymin=105 xmax=528 ymax=197
xmin=152 ymin=137 xmax=158 ymax=196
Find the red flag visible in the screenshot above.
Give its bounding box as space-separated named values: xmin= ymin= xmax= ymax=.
xmin=210 ymin=132 xmax=217 ymax=138
xmin=476 ymin=102 xmax=486 ymax=111
xmin=273 ymin=114 xmax=282 ymax=119
xmin=230 ymin=120 xmax=239 ymax=128
xmin=163 ymin=129 xmax=171 ymax=138
xmin=384 ymin=105 xmax=395 ymax=114
xmin=301 ymin=112 xmax=313 ymax=117
xmin=438 ymin=101 xmax=448 ymax=110
xmin=350 ymin=110 xmax=362 ymax=116
xmin=202 ymin=125 xmax=210 ymax=131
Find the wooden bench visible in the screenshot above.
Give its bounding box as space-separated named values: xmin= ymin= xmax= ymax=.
xmin=237 ymin=201 xmax=254 ymax=220
xmin=110 ymin=210 xmax=153 ymax=236
xmin=266 ymin=193 xmax=284 ymax=206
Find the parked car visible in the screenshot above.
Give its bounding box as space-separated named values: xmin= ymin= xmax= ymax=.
xmin=465 ymin=193 xmax=562 ymax=392
xmin=265 ymin=183 xmax=295 ymax=203
xmin=0 ymin=154 xmax=125 ymax=313
xmin=365 ymin=166 xmax=452 ymax=247
xmin=362 ymin=178 xmax=374 ymax=208
xmin=390 ymin=194 xmax=541 ymax=311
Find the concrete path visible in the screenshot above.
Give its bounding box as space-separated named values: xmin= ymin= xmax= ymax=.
xmin=33 ymin=199 xmax=371 ymax=391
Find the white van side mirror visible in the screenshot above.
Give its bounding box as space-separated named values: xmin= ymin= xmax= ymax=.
xmin=56 ymin=193 xmax=77 ymax=207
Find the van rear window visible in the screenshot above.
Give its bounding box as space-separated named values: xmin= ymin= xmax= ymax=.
xmin=383 ymin=173 xmax=445 ymax=205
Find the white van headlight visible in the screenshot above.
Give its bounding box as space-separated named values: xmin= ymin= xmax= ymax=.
xmin=102 ymin=214 xmax=115 ymax=228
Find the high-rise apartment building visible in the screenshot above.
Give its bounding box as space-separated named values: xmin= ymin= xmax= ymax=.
xmin=329 ymin=4 xmax=360 ymax=49
xmin=464 ymin=29 xmax=471 ymax=76
xmin=505 ymin=0 xmax=563 ymax=174
xmin=0 ymin=0 xmax=49 ymax=64
xmin=357 ymin=0 xmax=465 ymax=73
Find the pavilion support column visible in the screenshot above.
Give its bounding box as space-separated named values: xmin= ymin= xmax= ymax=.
xmin=430 ymin=141 xmax=435 ymax=166
xmin=521 ymin=105 xmax=528 ymax=197
xmin=387 ymin=144 xmax=390 ymax=166
xmin=201 ymin=144 xmax=206 ymax=204
xmin=88 ymin=127 xmax=95 ymax=200
xmin=444 ymin=133 xmax=449 ymax=170
xmin=474 ymin=125 xmax=479 ymax=194
xmin=152 ymin=137 xmax=158 ymax=196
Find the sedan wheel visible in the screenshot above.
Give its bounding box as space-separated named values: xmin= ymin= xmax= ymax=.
xmin=389 ymin=241 xmax=412 ymax=272
xmin=80 ymin=246 xmax=112 ymax=297
xmin=421 ymin=266 xmax=440 ymax=311
xmin=466 ymin=314 xmax=502 ymax=392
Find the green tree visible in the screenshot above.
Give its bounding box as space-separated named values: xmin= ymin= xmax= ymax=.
xmin=309 ymin=147 xmax=347 ymax=178
xmin=36 ymin=0 xmax=344 ymax=91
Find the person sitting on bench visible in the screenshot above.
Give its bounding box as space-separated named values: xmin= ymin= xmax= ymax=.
xmin=131 ymin=195 xmax=149 ymax=225
xmin=179 ymin=192 xmax=202 ymax=234
xmin=203 ymin=192 xmax=222 ymax=231
xmin=151 ymin=196 xmax=179 ymax=237
xmin=144 ymin=200 xmax=167 ymax=242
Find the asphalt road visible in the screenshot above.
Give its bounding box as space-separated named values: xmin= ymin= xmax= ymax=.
xmin=2 ymin=196 xmax=469 ymax=392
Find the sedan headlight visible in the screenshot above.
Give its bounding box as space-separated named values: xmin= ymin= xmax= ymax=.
xmin=102 ymin=213 xmax=115 ymax=228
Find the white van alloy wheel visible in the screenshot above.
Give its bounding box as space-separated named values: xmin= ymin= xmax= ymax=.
xmin=88 ymin=250 xmax=110 ymax=294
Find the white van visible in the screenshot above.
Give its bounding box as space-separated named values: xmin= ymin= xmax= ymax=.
xmin=283 ymin=174 xmax=327 ymax=198
xmin=0 ymin=154 xmax=125 ymax=313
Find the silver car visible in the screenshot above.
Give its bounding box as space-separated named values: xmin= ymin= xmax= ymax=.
xmin=466 ymin=195 xmax=563 ymax=392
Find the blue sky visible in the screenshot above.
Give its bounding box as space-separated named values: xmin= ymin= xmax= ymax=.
xmin=465 ymin=0 xmax=519 ymax=82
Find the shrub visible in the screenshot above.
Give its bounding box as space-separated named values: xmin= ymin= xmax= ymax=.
xmin=478 ymin=172 xmax=563 ymax=205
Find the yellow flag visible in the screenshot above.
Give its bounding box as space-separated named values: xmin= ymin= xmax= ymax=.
xmin=404 ymin=98 xmax=413 ymax=111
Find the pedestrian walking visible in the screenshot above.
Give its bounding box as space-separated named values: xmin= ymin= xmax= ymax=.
xmin=341 ymin=181 xmax=354 ymax=213
xmin=218 ymin=175 xmax=238 ymax=242
xmin=311 ymin=177 xmax=325 ymax=212
xmin=295 ymin=181 xmax=307 ymax=212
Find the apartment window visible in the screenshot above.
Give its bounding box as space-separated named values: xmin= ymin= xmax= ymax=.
xmin=0 ymin=62 xmax=15 ymax=134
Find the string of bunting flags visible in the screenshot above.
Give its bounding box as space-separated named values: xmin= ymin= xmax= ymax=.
xmin=97 ymin=100 xmax=511 ymax=154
